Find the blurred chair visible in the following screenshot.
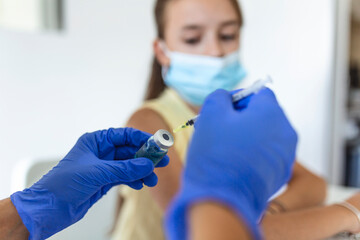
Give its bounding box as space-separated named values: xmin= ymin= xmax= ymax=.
xmin=11 ymin=158 xmax=117 ymax=240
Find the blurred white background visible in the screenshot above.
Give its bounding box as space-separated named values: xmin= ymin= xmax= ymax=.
xmin=0 ymin=0 xmax=336 ymax=200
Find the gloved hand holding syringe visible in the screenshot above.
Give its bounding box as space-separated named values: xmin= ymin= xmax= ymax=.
xmin=173 ymin=76 xmax=273 ymax=133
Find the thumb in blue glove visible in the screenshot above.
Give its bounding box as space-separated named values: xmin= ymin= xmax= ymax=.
xmin=11 ymin=127 xmax=169 ymax=240
xmin=166 ymin=88 xmax=297 ymax=240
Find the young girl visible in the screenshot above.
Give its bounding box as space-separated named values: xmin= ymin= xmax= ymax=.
xmin=111 ymin=0 xmax=360 ymax=239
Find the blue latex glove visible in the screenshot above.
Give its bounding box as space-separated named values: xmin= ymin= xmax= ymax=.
xmin=166 ymin=88 xmax=297 ymax=239
xmin=11 ymin=128 xmax=169 ymax=240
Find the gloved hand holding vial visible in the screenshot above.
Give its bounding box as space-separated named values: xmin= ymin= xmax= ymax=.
xmin=10 ymin=128 xmax=170 ymax=240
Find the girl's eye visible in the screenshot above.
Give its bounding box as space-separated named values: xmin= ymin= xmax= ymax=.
xmin=221 ymin=34 xmax=236 ymax=41
xmin=184 ymin=38 xmax=200 ymax=45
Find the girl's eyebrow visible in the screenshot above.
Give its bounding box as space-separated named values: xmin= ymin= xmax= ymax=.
xmin=181 ymin=25 xmax=204 ymax=31
xmin=181 ymin=20 xmax=239 ymax=31
xmin=221 ymin=20 xmax=239 ymax=27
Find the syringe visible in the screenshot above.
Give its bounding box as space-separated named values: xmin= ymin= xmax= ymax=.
xmin=173 ymin=76 xmax=273 ymax=133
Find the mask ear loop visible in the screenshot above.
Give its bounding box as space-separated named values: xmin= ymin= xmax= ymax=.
xmin=158 ymin=41 xmax=170 ymax=80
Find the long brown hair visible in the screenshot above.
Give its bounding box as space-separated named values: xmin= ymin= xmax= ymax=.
xmin=144 ymin=0 xmax=244 ymax=100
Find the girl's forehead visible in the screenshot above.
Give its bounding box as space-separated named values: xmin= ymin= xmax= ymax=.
xmin=165 ymin=0 xmax=239 ymax=27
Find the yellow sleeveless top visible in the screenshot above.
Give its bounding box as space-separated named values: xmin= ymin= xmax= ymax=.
xmin=111 ymin=88 xmax=194 ymax=240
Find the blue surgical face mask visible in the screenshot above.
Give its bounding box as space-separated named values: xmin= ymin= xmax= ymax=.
xmin=162 ymin=49 xmax=247 ymax=106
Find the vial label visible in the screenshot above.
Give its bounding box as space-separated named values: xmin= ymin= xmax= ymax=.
xmin=135 ymin=137 xmax=168 ymax=166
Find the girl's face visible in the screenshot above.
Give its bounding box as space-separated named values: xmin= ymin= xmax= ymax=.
xmin=154 ymin=0 xmax=241 ymax=66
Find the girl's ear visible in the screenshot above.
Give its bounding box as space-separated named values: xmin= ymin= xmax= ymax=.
xmin=153 ymin=39 xmax=170 ymax=67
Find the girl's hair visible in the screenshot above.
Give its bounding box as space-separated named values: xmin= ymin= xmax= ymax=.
xmin=144 ymin=0 xmax=244 ymax=100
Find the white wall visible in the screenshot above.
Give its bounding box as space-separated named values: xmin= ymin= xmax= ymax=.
xmin=0 ymin=0 xmax=335 ymax=199
xmin=0 ymin=0 xmax=156 ymax=199
xmin=241 ymin=0 xmax=336 ymax=176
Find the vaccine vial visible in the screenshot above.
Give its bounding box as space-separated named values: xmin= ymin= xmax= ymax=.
xmin=134 ymin=129 xmax=174 ymax=166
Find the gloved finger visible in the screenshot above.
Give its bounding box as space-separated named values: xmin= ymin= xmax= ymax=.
xmin=202 ymin=89 xmax=233 ymax=114
xmin=230 ymin=89 xmax=242 ymax=95
xmin=127 ymin=180 xmax=144 ymax=190
xmin=155 ymin=155 xmax=170 ymax=168
xmin=231 ymin=89 xmax=254 ymax=110
xmin=246 ymin=88 xmax=278 ymax=108
xmin=103 ymin=145 xmax=152 ymax=161
xmin=196 ymin=89 xmax=233 ymax=128
xmin=142 ymin=172 xmax=158 ymax=187
xmin=234 ymin=95 xmax=252 ymax=110
xmin=240 ymin=88 xmax=284 ymax=120
xmin=107 ymin=128 xmax=151 ymax=148
xmin=114 ymin=148 xmax=170 ymax=164
xmin=114 ymin=146 xmax=143 ymax=160
xmin=101 ymin=158 xmax=154 ymax=184
xmin=87 ymin=128 xmax=152 ymax=158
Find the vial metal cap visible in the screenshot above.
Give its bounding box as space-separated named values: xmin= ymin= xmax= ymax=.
xmin=154 ymin=129 xmax=174 ymax=150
